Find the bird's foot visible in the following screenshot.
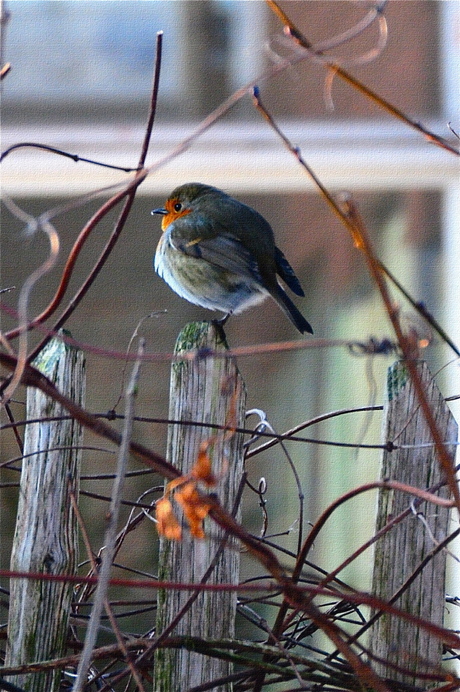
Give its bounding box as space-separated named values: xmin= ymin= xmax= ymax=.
xmin=213 ymin=312 xmax=231 ymax=327
xmin=211 ymin=313 xmax=231 ymax=342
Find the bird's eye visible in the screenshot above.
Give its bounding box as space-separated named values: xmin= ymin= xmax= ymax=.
xmin=173 ymin=202 xmax=182 ymax=212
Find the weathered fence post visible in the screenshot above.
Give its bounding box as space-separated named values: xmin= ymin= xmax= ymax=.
xmin=6 ymin=335 xmax=85 ymax=692
xmin=370 ymin=360 xmax=456 ymax=684
xmin=154 ymin=322 xmax=246 ymax=692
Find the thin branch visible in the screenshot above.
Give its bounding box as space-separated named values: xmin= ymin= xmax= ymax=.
xmin=4 ymin=32 xmax=163 ymax=364
xmin=0 ymin=142 xmax=141 ymax=171
xmin=266 ymin=0 xmax=459 ymax=156
xmin=72 ymin=339 xmax=144 ymax=691
xmin=251 ymin=86 xmax=459 ymax=360
xmin=1 ymin=216 xmax=59 ymax=404
xmin=3 ymin=177 xmax=143 ymax=345
xmin=251 ymin=85 xmax=460 ymax=514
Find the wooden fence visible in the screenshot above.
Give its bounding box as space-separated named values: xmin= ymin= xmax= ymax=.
xmin=2 ymin=326 xmax=457 ymax=691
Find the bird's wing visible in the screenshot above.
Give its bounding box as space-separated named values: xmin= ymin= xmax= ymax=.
xmin=171 ymin=231 xmax=263 ymax=284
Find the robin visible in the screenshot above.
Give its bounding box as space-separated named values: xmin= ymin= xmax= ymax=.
xmin=151 ymin=183 xmax=313 ymax=334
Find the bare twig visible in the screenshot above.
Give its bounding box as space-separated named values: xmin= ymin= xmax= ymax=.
xmin=251 ymin=85 xmax=459 ymax=360
xmin=266 ymin=0 xmax=459 ymax=156
xmin=3 ymin=32 xmax=163 ymax=365
xmin=72 ymin=339 xmax=145 ymax=692
xmin=1 ymin=213 xmax=59 ymax=405
xmin=251 ymin=85 xmax=460 ymax=514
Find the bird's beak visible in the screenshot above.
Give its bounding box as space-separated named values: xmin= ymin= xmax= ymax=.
xmin=151 ymin=207 xmax=167 ymax=216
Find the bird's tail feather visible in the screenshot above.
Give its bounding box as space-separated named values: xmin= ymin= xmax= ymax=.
xmin=274 ymin=286 xmax=313 ymax=335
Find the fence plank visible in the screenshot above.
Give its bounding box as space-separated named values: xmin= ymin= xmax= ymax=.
xmin=154 ymin=322 xmax=246 ymax=692
xmin=6 ymin=336 xmax=85 ymax=692
xmin=370 ymin=360 xmax=456 ymax=684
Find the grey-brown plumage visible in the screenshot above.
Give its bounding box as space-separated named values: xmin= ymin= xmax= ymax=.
xmin=152 ymin=183 xmax=313 ymax=334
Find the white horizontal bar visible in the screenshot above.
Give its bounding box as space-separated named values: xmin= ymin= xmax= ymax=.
xmin=2 ymin=120 xmax=458 ymax=197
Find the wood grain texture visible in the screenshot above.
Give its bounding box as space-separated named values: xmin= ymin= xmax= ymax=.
xmin=154 ymin=322 xmax=246 ymax=692
xmin=370 ymin=361 xmax=456 ymax=684
xmin=6 ymin=336 xmax=85 ymax=692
